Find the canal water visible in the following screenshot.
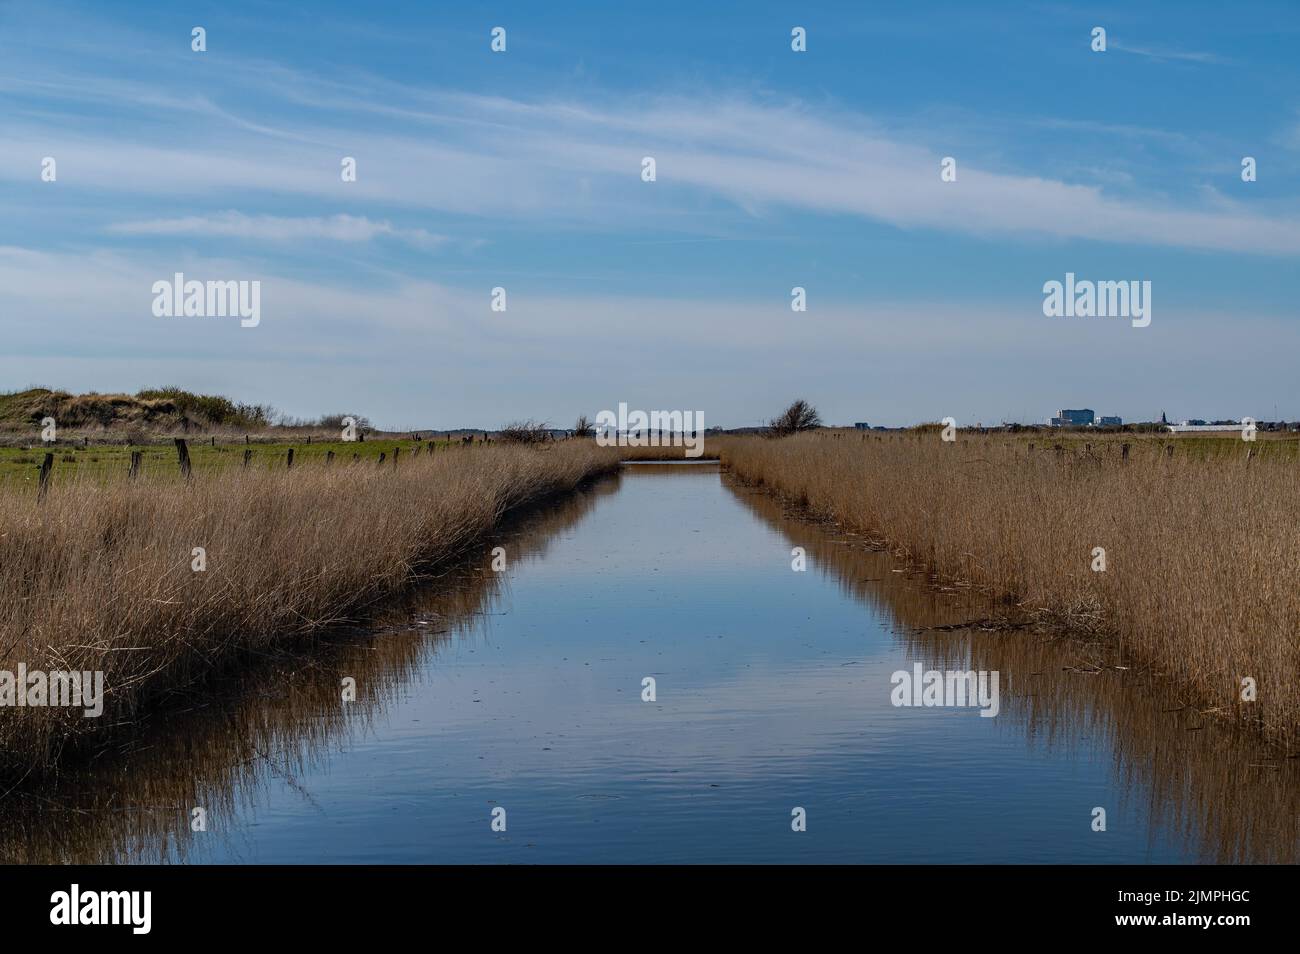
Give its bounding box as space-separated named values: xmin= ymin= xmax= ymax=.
xmin=8 ymin=462 xmax=1297 ymax=863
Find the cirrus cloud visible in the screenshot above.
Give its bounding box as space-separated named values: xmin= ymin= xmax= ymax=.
xmin=105 ymin=211 xmax=448 ymax=248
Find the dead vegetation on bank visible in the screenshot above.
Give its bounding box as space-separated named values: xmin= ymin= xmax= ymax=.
xmin=722 ymin=431 xmax=1300 ymax=748
xmin=0 ymin=443 xmax=619 ymax=776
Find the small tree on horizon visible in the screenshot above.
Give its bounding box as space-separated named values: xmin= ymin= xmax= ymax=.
xmin=498 ymin=420 xmax=553 ymax=444
xmin=767 ymin=399 xmax=822 ymax=437
xmin=574 ymin=414 xmax=594 ymax=437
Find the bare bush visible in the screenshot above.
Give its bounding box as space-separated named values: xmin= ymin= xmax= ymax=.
xmin=497 ymin=420 xmax=553 ymax=444
xmin=767 ymin=399 xmax=822 ymax=437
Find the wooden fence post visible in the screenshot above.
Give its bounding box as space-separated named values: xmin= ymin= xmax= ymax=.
xmin=393 ymin=446 xmax=400 ymax=466
xmin=1165 ymin=444 xmax=1174 ymax=459
xmin=326 ymin=450 xmax=335 ymax=465
xmin=1121 ymin=443 xmax=1130 ymax=462
xmin=243 ymin=449 xmax=253 ymax=468
xmin=428 ymin=441 xmax=435 ymax=455
xmin=378 ymin=452 xmax=387 ymax=465
xmin=129 ymin=451 xmax=142 ymax=478
xmin=286 ymin=448 xmax=294 ymax=469
xmin=38 ymin=453 xmax=53 ymax=501
xmin=174 ymin=438 xmax=191 ymax=480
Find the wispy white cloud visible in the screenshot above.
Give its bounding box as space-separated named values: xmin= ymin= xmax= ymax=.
xmin=3 ymin=81 xmax=1297 ymax=257
xmin=1109 ymin=41 xmax=1226 ymax=65
xmin=105 ymin=212 xmax=447 ymax=247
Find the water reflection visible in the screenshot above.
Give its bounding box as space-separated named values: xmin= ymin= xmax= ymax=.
xmin=0 ymin=477 xmax=619 ymax=864
xmin=727 ymin=476 xmax=1300 ymax=864
xmin=2 ymin=463 xmax=1295 ymax=864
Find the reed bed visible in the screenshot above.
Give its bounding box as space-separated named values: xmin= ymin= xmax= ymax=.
xmin=606 ymin=442 xmax=722 ymax=460
xmin=723 ymin=432 xmax=1300 ymax=747
xmin=0 ymin=443 xmax=619 ymax=774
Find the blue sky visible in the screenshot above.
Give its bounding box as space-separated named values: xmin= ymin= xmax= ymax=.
xmin=2 ymin=0 xmax=1299 ymax=428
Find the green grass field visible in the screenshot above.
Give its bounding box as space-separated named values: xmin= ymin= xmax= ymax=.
xmin=0 ymin=438 xmax=462 ymax=491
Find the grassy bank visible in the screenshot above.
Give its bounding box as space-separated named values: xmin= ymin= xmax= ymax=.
xmin=722 ymin=432 xmax=1300 ymax=747
xmin=0 ymin=442 xmax=619 ymax=775
xmin=0 ymin=437 xmax=463 ymax=485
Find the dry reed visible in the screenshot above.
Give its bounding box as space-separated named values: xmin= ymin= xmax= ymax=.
xmin=723 ymin=432 xmax=1300 ymax=747
xmin=0 ymin=443 xmax=619 ymax=774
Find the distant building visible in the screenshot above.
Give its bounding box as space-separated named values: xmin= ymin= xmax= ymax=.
xmin=1098 ymin=415 xmax=1122 ymax=426
xmin=1051 ymin=408 xmax=1094 ymax=427
xmin=854 ymin=422 xmax=870 ymax=430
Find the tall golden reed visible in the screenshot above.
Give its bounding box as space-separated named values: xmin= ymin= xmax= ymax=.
xmin=723 ymin=432 xmax=1300 ymax=748
xmin=0 ymin=443 xmax=619 ymax=773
